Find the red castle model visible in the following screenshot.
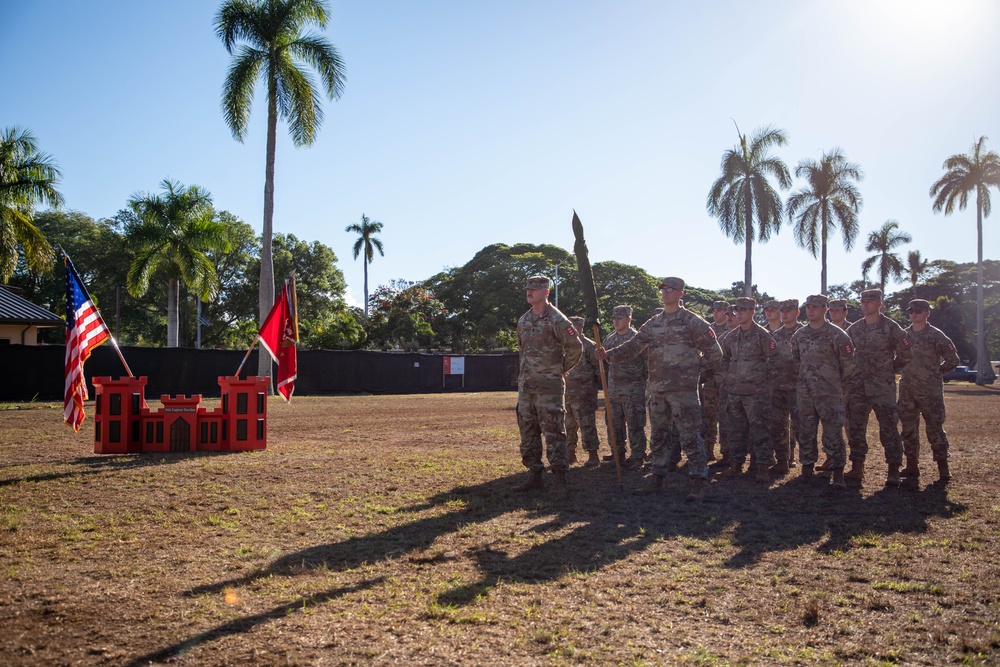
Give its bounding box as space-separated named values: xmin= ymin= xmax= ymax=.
xmin=91 ymin=376 xmax=270 ymax=453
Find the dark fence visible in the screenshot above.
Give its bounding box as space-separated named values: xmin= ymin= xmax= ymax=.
xmin=1 ymin=345 xmax=520 ymax=402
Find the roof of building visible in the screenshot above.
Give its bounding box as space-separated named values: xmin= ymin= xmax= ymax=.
xmin=0 ymin=286 xmax=63 ymax=327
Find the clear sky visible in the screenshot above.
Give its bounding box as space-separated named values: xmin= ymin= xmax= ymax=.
xmin=3 ymin=0 xmax=998 ymax=308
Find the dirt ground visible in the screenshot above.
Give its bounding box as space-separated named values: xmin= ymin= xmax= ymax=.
xmin=1 ymin=385 xmax=999 ymax=666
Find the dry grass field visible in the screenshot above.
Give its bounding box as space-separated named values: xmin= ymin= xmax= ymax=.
xmin=1 ymin=385 xmax=999 ymax=666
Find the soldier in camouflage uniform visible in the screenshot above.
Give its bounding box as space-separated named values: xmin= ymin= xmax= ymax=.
xmin=769 ymin=299 xmax=803 ymax=475
xmin=791 ymin=294 xmax=856 ymax=488
xmin=565 ymin=316 xmax=602 ymax=467
xmin=844 ymin=289 xmax=912 ymax=487
xmin=718 ymin=297 xmax=778 ymax=483
xmin=763 ymin=299 xmax=782 ymax=333
xmin=597 ymin=277 xmax=722 ymax=501
xmin=514 ymin=275 xmax=584 ymax=495
xmin=899 ymin=299 xmax=960 ymax=485
xmin=603 ymin=305 xmax=647 ymax=470
xmin=700 ymin=300 xmax=729 ymax=463
xmin=710 ymin=306 xmax=741 ymax=469
xmin=827 ymin=299 xmax=852 ymax=330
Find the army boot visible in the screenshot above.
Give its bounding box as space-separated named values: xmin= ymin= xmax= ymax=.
xmin=633 ymin=474 xmax=664 ymax=496
xmin=513 ymin=470 xmax=544 ymax=492
xmin=796 ymin=463 xmax=815 ymax=485
xmin=685 ymin=477 xmax=706 ymax=502
xmin=755 ymin=464 xmax=771 ymax=484
xmin=584 ymin=450 xmax=600 ymax=468
xmin=769 ymin=459 xmax=790 ymax=476
xmin=831 ymin=466 xmax=846 ymax=489
xmin=552 ymin=469 xmax=569 ymax=498
xmin=885 ymin=463 xmax=901 ymax=487
xmin=844 ymin=459 xmax=865 ymax=485
xmin=718 ymin=461 xmax=743 ymax=480
xmin=816 ymin=456 xmax=834 ymax=472
xmin=937 ymin=460 xmax=951 ymax=483
xmin=900 ymin=456 xmax=919 ymax=478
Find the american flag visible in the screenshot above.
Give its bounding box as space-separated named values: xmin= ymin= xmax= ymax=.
xmin=64 ymin=256 xmax=111 ymax=431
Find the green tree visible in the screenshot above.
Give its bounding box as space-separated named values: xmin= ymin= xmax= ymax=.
xmin=126 ymin=180 xmax=231 ymax=348
xmin=861 ymin=220 xmax=911 ymax=295
xmin=366 ymin=280 xmax=448 ymax=351
xmin=930 ymin=136 xmax=1000 ymax=383
xmin=786 ymin=148 xmax=864 ymax=294
xmin=345 ymin=213 xmax=384 ymax=318
xmin=707 ymin=124 xmax=791 ymax=297
xmin=0 ymin=126 xmax=63 ymax=281
xmin=216 ymin=0 xmax=346 ymax=373
xmin=907 ymin=249 xmax=928 ymax=287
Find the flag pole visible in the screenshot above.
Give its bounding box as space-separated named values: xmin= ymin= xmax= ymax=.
xmin=62 ymin=248 xmax=134 ymax=378
xmin=234 ymin=337 xmax=259 ymax=377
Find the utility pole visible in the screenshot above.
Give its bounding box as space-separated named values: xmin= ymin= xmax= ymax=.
xmin=553 ymin=261 xmax=564 ymax=309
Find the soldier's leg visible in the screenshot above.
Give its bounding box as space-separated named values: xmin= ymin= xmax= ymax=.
xmin=606 ymin=399 xmax=627 ymax=460
xmin=727 ymin=395 xmax=751 ymax=466
xmin=817 ymin=399 xmax=848 ymax=470
xmin=565 ymin=405 xmax=580 ymax=449
xmin=747 ymin=393 xmax=775 ymax=468
xmin=920 ymin=393 xmax=950 ymax=462
xmin=769 ymin=388 xmax=791 ymax=464
xmin=796 ymin=394 xmax=820 ymax=467
xmin=788 ymin=388 xmax=800 ymax=465
xmin=845 ymin=392 xmax=872 ymax=464
xmin=625 ymin=395 xmax=648 ymax=461
xmin=537 ymin=392 xmax=569 ymax=473
xmin=701 ymin=379 xmax=720 ymax=454
xmin=646 ymin=394 xmax=672 ymax=476
xmin=871 ymin=394 xmax=904 ymax=467
xmin=717 ymin=393 xmax=732 ymax=461
xmin=516 ymin=392 xmax=544 ymax=472
xmin=579 ymin=409 xmax=600 ymax=453
xmin=669 ymin=391 xmax=709 ymax=480
xmin=899 ymin=385 xmax=922 ymax=464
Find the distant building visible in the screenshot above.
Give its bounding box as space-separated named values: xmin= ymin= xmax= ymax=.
xmin=0 ymin=286 xmax=62 ymax=345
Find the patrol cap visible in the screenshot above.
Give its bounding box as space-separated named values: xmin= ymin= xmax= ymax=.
xmin=804 ymin=294 xmax=828 ymax=307
xmin=569 ymin=316 xmax=585 ymax=328
xmin=725 ymin=306 xmax=737 ymax=316
xmin=907 ymin=299 xmax=930 ymax=312
xmin=712 ymin=300 xmax=730 ymax=311
xmin=524 ymin=275 xmax=551 ymax=290
xmin=733 ymin=297 xmax=757 ymax=310
xmin=659 ymin=277 xmax=685 ymax=290
xmin=860 ymin=289 xmax=883 ymax=301
xmin=827 ymin=298 xmax=847 ymax=309
xmin=612 ymin=305 xmax=632 ymax=318
xmin=779 ymin=299 xmax=800 ymax=311
xmin=764 ymin=299 xmax=781 ymax=309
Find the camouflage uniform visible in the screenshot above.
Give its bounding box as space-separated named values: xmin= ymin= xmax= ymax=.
xmin=606 ymin=302 xmax=722 ymax=480
xmin=899 ymin=309 xmax=960 ymax=463
xmin=828 ymin=299 xmax=853 ymax=331
xmin=604 ymin=320 xmax=648 ymax=463
xmin=770 ymin=308 xmax=803 ymax=465
xmin=792 ymin=302 xmax=855 ymax=468
xmin=845 ymin=311 xmax=911 ymax=468
xmin=516 ymin=297 xmax=583 ymax=474
xmin=714 ymin=318 xmax=738 ymax=460
xmin=699 ymin=306 xmax=730 ymax=450
xmin=720 ymin=301 xmax=778 ymax=467
xmin=565 ymin=318 xmax=602 ymax=456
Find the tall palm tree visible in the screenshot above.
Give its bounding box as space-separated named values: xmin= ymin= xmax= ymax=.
xmin=216 ymin=0 xmax=346 ymax=374
xmin=345 ymin=213 xmax=384 ymax=318
xmin=0 ymin=126 xmax=63 ymax=281
xmin=861 ymin=219 xmax=911 ymax=295
xmin=930 ymin=135 xmax=1000 ymax=384
xmin=127 ymin=180 xmax=231 ymax=348
xmin=906 ymin=249 xmax=928 ymax=287
xmin=786 ymin=148 xmax=864 ymax=293
xmin=707 ymin=124 xmax=791 ymax=297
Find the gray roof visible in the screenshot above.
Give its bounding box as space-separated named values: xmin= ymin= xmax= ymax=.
xmin=0 ymin=287 xmax=63 ymax=327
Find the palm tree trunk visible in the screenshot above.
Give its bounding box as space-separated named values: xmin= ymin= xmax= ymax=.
xmin=975 ymin=190 xmax=991 ymax=384
xmin=820 ymin=212 xmax=828 ymax=294
xmin=743 ymin=194 xmax=753 ymax=297
xmin=167 ymin=278 xmax=179 ymax=348
xmin=363 ymin=257 xmax=369 ymax=319
xmin=258 ymin=73 xmax=278 ymax=381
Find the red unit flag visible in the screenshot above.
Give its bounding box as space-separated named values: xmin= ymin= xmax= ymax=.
xmin=258 ymin=276 xmax=298 ymax=401
xmin=64 ymin=256 xmax=111 ymax=431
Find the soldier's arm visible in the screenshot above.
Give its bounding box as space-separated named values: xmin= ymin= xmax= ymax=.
xmin=837 ymin=332 xmax=856 ymax=383
xmin=697 ymin=326 xmax=723 ymax=374
xmin=561 ymin=326 xmax=583 ymax=374
xmin=605 ymin=327 xmax=648 ymax=364
xmin=892 ymin=327 xmax=913 ymax=373
xmin=938 ymin=333 xmax=961 ymax=375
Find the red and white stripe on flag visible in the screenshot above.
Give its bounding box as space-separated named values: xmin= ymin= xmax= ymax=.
xmin=258 ymin=277 xmax=298 ymax=402
xmin=64 ymin=258 xmax=111 ymax=431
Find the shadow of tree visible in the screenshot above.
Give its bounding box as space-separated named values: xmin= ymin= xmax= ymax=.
xmin=0 ymin=451 xmax=234 ymax=488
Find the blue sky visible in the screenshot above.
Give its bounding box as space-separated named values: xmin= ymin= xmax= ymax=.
xmin=2 ymin=0 xmax=998 ymax=308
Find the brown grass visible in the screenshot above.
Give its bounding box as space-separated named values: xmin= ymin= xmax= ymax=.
xmin=1 ymin=385 xmax=999 ymax=666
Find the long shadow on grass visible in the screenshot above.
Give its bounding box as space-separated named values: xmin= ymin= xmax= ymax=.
xmin=0 ymin=452 xmax=229 ymax=488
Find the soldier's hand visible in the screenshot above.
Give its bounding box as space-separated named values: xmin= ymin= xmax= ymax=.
xmin=595 ymin=345 xmax=608 ymax=361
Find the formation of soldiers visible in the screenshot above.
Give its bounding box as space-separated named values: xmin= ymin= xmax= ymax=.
xmin=514 ymin=274 xmax=961 ymax=501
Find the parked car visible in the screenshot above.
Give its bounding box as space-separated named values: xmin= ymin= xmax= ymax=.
xmin=943 ymin=366 xmax=977 ymax=383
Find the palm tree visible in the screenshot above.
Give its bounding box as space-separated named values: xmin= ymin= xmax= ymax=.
xmin=906 ymin=249 xmax=928 ymax=287
xmin=930 ymin=135 xmax=1000 ymax=384
xmin=786 ymin=148 xmax=864 ymax=293
xmin=860 ymin=220 xmax=911 ymax=294
xmin=345 ymin=213 xmax=384 ymax=318
xmin=707 ymin=124 xmax=791 ymax=297
xmin=0 ymin=126 xmax=63 ymax=281
xmin=216 ymin=0 xmax=346 ymax=374
xmin=126 ymin=180 xmax=231 ymax=348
